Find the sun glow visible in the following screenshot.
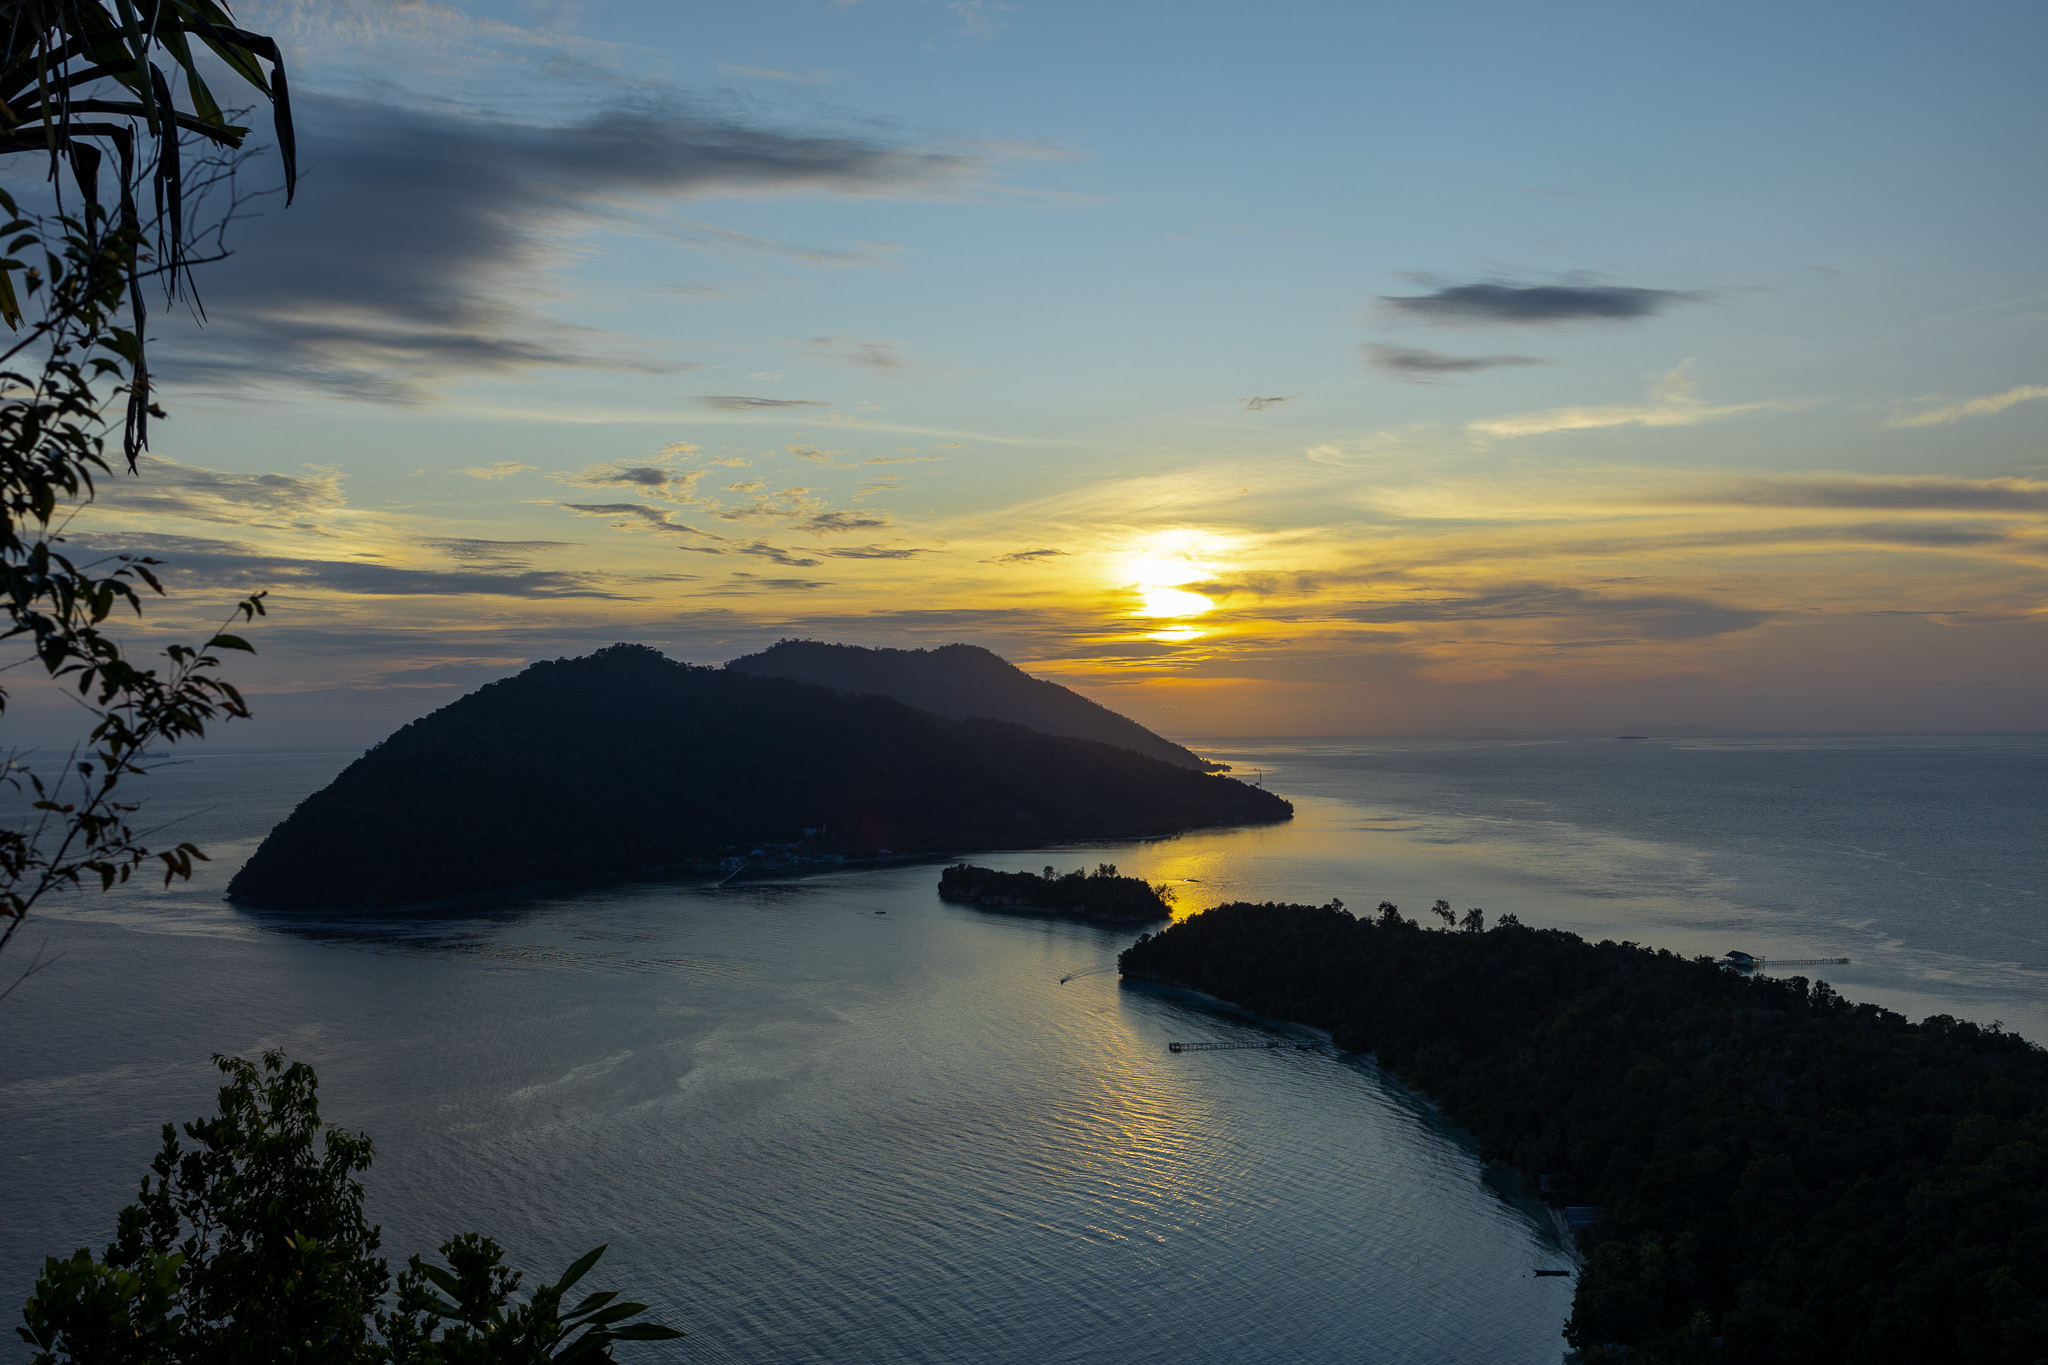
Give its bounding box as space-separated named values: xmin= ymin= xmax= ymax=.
xmin=1135 ymin=586 xmax=1214 ymax=618
xmin=1116 ymin=531 xmax=1233 ymax=629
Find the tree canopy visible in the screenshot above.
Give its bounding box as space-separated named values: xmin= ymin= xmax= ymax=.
xmin=18 ymin=1051 xmax=684 ymax=1363
xmin=1122 ymin=901 xmax=2048 ymax=1364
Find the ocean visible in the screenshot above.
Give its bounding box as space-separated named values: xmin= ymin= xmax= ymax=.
xmin=1 ymin=733 xmax=2040 ymax=1362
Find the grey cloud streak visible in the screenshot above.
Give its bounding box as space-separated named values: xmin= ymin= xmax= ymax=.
xmin=159 ymin=94 xmax=981 ymax=400
xmin=1338 ymin=586 xmax=1769 ymax=640
xmin=698 ymin=395 xmax=830 ymax=410
xmin=1694 ymin=475 xmax=2048 ymax=513
xmin=93 ymin=458 xmax=347 ymax=530
xmin=558 ymin=502 xmax=725 ymax=539
xmin=1382 ymin=282 xmax=1703 ymax=325
xmin=72 ymin=535 xmax=650 ymax=599
xmin=820 ymin=545 xmax=933 ymax=559
xmin=733 ymin=542 xmax=822 ymax=567
xmin=1362 ymin=344 xmax=1549 ymax=378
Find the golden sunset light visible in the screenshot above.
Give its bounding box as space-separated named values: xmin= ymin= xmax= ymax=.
xmin=6 ymin=6 xmax=2045 ymax=1364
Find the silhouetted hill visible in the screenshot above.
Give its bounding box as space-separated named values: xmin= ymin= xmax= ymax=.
xmin=725 ymin=640 xmax=1222 ymax=771
xmin=227 ymin=644 xmax=1291 ymax=910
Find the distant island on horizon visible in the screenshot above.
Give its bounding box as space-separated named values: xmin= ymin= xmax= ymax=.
xmin=227 ymin=644 xmax=1290 ymax=911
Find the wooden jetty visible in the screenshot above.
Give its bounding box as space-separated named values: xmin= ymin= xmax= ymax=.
xmin=1720 ymin=950 xmax=1850 ymax=972
xmin=1168 ymin=1039 xmax=1318 ymax=1053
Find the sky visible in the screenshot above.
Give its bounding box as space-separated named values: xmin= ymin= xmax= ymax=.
xmin=37 ymin=0 xmax=2048 ymax=744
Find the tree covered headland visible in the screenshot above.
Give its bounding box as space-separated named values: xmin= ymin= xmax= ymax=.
xmin=1119 ymin=900 xmax=2048 ymax=1365
xmin=938 ymin=862 xmax=1173 ymax=923
xmin=228 ymin=645 xmax=1290 ymax=910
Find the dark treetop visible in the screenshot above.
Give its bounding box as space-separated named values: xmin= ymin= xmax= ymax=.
xmin=227 ymin=645 xmax=1290 ymax=910
xmin=1120 ymin=900 xmax=2048 ymax=1365
xmin=725 ymin=639 xmax=1223 ymax=771
xmin=937 ymin=862 xmax=1173 ymax=923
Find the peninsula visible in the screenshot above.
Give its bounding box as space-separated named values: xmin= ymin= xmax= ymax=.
xmin=1120 ymin=901 xmax=2048 ymax=1363
xmin=227 ymin=644 xmax=1290 ymax=910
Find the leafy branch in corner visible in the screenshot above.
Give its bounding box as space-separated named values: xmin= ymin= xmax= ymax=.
xmin=0 ymin=0 xmax=296 ymax=962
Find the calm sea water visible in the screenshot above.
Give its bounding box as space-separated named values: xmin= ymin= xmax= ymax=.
xmin=2 ymin=734 xmax=2041 ymax=1362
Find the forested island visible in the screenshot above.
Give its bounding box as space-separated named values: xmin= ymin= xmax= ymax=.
xmin=1120 ymin=901 xmax=2048 ymax=1365
xmin=938 ymin=863 xmax=1173 ymax=923
xmin=228 ymin=645 xmax=1289 ymax=910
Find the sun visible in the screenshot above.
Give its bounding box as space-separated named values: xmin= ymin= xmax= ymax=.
xmin=1113 ymin=530 xmax=1235 ymax=637
xmin=1136 ymin=586 xmax=1215 ymax=618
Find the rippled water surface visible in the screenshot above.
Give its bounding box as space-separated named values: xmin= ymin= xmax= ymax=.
xmin=4 ymin=734 xmax=2041 ymax=1362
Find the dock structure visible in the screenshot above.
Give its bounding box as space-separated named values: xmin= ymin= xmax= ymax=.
xmin=1719 ymin=950 xmax=1851 ymax=972
xmin=1168 ymin=1039 xmax=1317 ymax=1053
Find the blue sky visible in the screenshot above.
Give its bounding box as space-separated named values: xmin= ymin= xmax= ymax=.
xmin=45 ymin=0 xmax=2045 ymax=743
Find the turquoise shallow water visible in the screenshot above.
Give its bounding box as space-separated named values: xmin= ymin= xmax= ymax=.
xmin=2 ymin=734 xmax=2040 ymax=1362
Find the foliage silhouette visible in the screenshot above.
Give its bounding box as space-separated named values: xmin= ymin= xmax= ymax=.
xmin=17 ymin=1051 xmax=682 ymax=1363
xmin=0 ymin=0 xmax=294 ymax=964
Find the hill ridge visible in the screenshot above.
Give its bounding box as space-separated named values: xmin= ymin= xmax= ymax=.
xmin=725 ymin=639 xmax=1221 ymax=771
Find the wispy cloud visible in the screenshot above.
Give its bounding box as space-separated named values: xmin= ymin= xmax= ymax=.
xmin=1241 ymin=394 xmax=1297 ymax=411
xmin=704 ymin=573 xmax=831 ymax=593
xmin=733 ymin=541 xmax=822 ymax=567
xmin=1470 ymin=364 xmax=1768 ymax=438
xmin=552 ymin=456 xmax=707 ymax=503
xmin=949 ymin=0 xmax=1011 ymax=41
xmin=698 ymin=395 xmax=830 ymax=410
xmin=1337 ymin=584 xmax=1771 ymax=641
xmin=422 ymin=538 xmax=576 ymax=565
xmin=73 ymin=534 xmax=640 ymax=600
xmin=557 ymin=502 xmax=726 ymax=539
xmin=455 ymin=462 xmax=537 ymax=480
xmin=786 ymin=445 xmax=852 ymax=467
xmin=1885 ymin=383 xmax=2048 ymax=428
xmin=1688 ymin=474 xmax=2048 ymax=513
xmin=1362 ymin=344 xmax=1549 ymax=380
xmin=93 ymin=457 xmax=349 ymax=532
xmin=808 ymin=335 xmax=909 ymax=374
xmin=717 ymin=61 xmax=830 ymax=84
xmin=801 ymin=510 xmax=893 ymax=534
xmin=820 ymin=545 xmax=934 ymax=560
xmin=990 ymin=547 xmax=1069 ymax=564
xmin=1382 ymin=281 xmax=1704 ymax=325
